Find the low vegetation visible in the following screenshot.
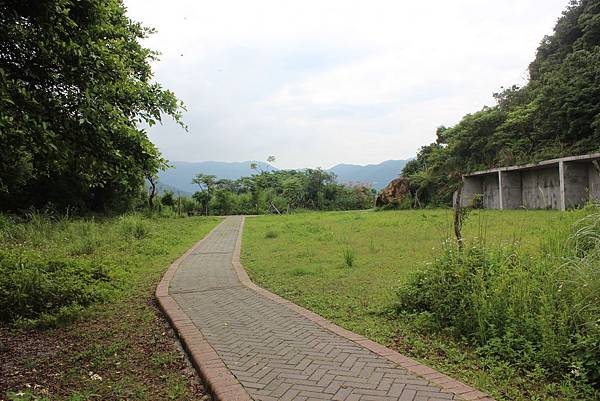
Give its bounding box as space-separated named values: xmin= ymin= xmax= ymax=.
xmin=397 ymin=206 xmax=600 ymax=398
xmin=0 ymin=212 xmax=220 ymax=399
xmin=241 ymin=209 xmax=600 ymax=400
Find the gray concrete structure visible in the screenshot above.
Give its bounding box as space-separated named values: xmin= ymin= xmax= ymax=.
xmin=462 ymin=153 xmax=600 ymax=210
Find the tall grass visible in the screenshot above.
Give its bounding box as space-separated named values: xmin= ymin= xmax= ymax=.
xmin=395 ymin=206 xmax=600 ymax=391
xmin=0 ymin=212 xmax=159 ymax=327
xmin=342 ymin=247 xmax=355 ymax=267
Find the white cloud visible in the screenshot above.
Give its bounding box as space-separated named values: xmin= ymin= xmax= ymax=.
xmin=124 ymin=0 xmax=568 ymax=169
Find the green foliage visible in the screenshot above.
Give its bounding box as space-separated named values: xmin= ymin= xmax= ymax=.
xmin=395 ymin=209 xmax=600 ymax=391
xmin=119 ymin=214 xmax=151 ymax=240
xmin=161 ymin=191 xmax=175 ymax=207
xmin=2 ymin=213 xmax=219 ymax=400
xmin=211 ymin=189 xmax=237 ymax=215
xmin=0 ymin=256 xmax=112 ymax=323
xmin=342 ymin=247 xmax=355 ymax=267
xmin=0 ymin=0 xmax=184 ymax=212
xmin=191 ymin=167 xmax=375 ymax=215
xmin=404 ymin=0 xmax=600 ymax=206
xmin=0 ymin=212 xmax=219 ymax=326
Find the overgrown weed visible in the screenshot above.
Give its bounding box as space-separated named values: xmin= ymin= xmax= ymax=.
xmin=395 ymin=206 xmax=600 ymax=395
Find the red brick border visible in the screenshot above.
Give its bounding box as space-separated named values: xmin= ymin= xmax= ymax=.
xmin=232 ymin=217 xmax=494 ymax=401
xmin=156 ymin=218 xmax=252 ymax=401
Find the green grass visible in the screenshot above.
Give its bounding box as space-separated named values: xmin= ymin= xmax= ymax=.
xmin=241 ymin=209 xmax=593 ymax=400
xmin=1 ymin=213 xmax=220 ymax=400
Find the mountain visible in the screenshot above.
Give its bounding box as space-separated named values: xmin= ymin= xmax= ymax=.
xmin=157 ymin=161 xmax=276 ymax=194
xmin=328 ymin=160 xmax=409 ymax=190
xmin=154 ymin=181 xmax=192 ymax=196
xmin=156 ymin=159 xmax=410 ymax=194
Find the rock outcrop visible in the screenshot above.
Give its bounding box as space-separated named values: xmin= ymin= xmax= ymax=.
xmin=375 ymin=177 xmax=411 ymax=207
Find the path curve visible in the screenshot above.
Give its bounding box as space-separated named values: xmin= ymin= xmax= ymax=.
xmin=156 ymin=216 xmax=493 ymax=401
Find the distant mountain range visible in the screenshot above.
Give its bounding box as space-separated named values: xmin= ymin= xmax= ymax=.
xmin=156 ymin=159 xmax=410 ymax=194
xmin=157 ymin=161 xmax=276 ymax=195
xmin=328 ymin=160 xmax=409 ymax=189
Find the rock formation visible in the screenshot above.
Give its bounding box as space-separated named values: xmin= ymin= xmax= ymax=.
xmin=375 ymin=177 xmax=411 ymax=207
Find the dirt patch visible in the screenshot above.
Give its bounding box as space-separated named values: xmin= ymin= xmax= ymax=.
xmin=0 ymin=295 xmax=209 ymax=401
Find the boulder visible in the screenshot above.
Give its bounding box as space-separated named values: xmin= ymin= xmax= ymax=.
xmin=376 ymin=177 xmax=411 ymax=207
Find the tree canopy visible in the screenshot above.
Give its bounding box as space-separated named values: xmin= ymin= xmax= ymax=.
xmin=404 ymin=0 xmax=600 ymax=206
xmin=0 ymin=0 xmax=185 ymax=212
xmin=183 ymin=168 xmax=375 ymax=216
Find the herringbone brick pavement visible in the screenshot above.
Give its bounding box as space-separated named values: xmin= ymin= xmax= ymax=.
xmin=169 ymin=216 xmax=469 ymax=401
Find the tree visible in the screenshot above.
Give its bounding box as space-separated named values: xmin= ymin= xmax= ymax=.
xmin=0 ymin=0 xmax=185 ymax=212
xmin=305 ymin=169 xmax=335 ymax=209
xmin=192 ymin=173 xmax=216 ymax=215
xmin=282 ymin=175 xmax=306 ymax=209
xmin=211 ymin=189 xmax=236 ymax=215
xmin=147 ymin=175 xmax=158 ymax=210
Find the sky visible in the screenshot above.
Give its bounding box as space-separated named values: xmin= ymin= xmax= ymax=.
xmin=124 ymin=0 xmax=568 ymax=169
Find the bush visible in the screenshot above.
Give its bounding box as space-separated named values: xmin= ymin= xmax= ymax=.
xmin=395 ymin=210 xmax=600 ymax=390
xmin=119 ymin=214 xmax=151 ymax=239
xmin=0 ymin=256 xmax=113 ymax=323
xmin=161 ymin=191 xmax=175 ymax=207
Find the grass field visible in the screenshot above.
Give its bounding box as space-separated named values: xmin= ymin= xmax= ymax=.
xmin=1 ymin=214 xmax=220 ymax=401
xmin=241 ymin=209 xmax=591 ymax=401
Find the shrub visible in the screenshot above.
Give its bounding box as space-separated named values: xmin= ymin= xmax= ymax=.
xmin=161 ymin=191 xmax=175 ymax=207
xmin=395 ymin=210 xmax=600 ymax=389
xmin=0 ymin=256 xmax=113 ymax=323
xmin=68 ymin=224 xmax=100 ymax=256
xmin=119 ymin=214 xmax=151 ymax=239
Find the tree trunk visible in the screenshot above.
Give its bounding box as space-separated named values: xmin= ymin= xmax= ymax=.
xmin=148 ymin=177 xmax=156 ymax=210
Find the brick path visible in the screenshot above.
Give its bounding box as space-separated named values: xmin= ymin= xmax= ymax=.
xmin=157 ymin=216 xmax=493 ymax=401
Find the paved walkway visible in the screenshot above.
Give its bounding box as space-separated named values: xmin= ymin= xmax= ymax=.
xmin=158 ymin=216 xmax=492 ymax=401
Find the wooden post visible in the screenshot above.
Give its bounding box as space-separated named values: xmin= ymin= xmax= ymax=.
xmin=453 ymin=187 xmax=464 ymax=250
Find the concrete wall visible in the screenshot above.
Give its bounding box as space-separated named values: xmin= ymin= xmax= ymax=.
xmin=482 ymin=173 xmax=500 ymax=209
xmin=501 ymin=171 xmax=523 ymax=209
xmin=521 ymin=167 xmax=560 ymax=209
xmin=462 ymin=176 xmax=482 ymax=207
xmin=589 ymin=162 xmax=600 ymax=200
xmin=462 ymin=155 xmax=600 ymax=210
xmin=564 ymin=162 xmax=589 ymax=208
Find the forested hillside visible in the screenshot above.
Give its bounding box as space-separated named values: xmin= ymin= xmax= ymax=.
xmin=403 ymin=0 xmax=600 ymax=206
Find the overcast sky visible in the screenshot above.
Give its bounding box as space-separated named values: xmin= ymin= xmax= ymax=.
xmin=124 ymin=0 xmax=568 ymax=169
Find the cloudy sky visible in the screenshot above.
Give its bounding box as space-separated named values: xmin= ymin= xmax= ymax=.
xmin=124 ymin=0 xmax=567 ymax=169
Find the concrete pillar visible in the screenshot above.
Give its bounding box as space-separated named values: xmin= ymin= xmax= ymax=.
xmin=559 ymin=161 xmax=566 ymax=211
xmin=498 ymin=171 xmax=503 ymax=209
xmin=590 ymin=161 xmax=600 ymax=201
